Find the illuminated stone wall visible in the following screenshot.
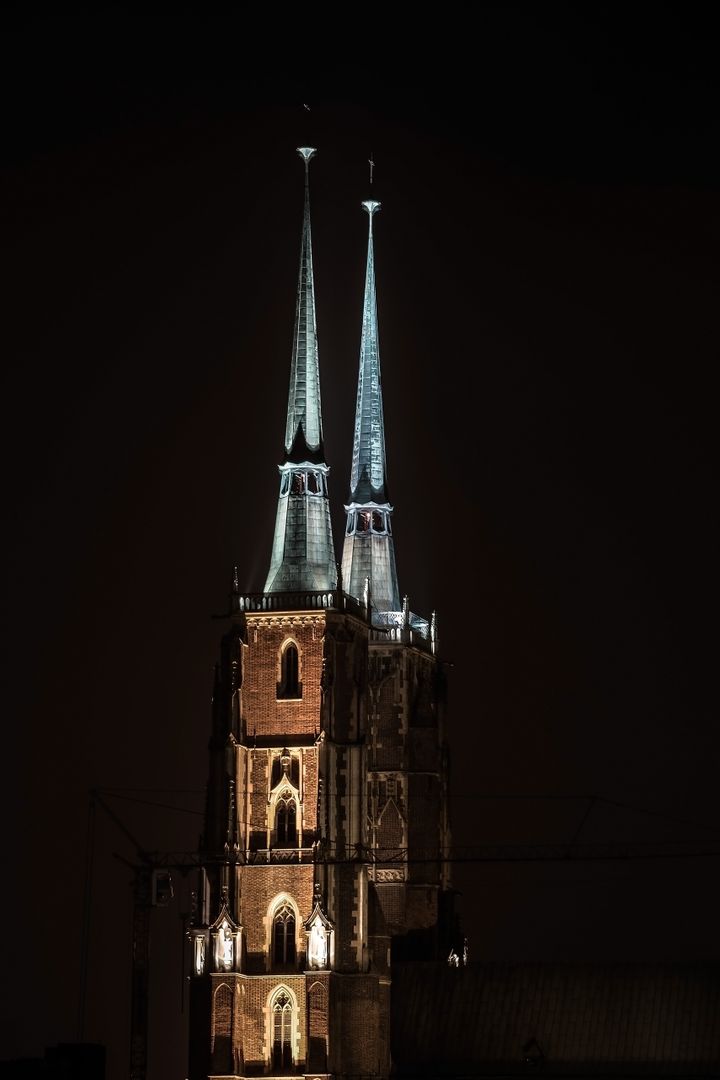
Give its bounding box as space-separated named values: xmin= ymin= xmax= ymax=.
xmin=189 ymin=601 xmax=451 ymax=1079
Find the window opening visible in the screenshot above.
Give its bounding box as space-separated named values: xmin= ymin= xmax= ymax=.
xmin=273 ymin=903 xmax=296 ymax=967
xmin=272 ymin=992 xmax=293 ymax=1069
xmin=278 ymin=643 xmax=300 ymax=699
xmin=275 ymin=793 xmax=297 ymax=847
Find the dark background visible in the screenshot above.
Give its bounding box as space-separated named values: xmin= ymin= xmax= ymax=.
xmin=2 ymin=6 xmax=719 ymax=1080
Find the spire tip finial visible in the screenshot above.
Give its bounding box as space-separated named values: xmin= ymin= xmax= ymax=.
xmin=297 ymin=147 xmax=316 ymax=167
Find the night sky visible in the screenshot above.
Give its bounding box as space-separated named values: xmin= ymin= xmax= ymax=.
xmin=2 ymin=8 xmax=719 ymax=1080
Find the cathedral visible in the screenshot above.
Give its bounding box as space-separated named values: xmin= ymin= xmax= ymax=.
xmin=172 ymin=145 xmax=720 ymax=1080
xmin=186 ymin=148 xmax=455 ymax=1080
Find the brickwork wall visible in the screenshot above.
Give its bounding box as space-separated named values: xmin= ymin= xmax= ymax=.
xmin=242 ymin=746 xmax=318 ymax=848
xmin=235 ymin=746 xmax=250 ymax=849
xmin=329 ymin=973 xmax=391 ymax=1076
xmin=408 ymin=653 xmax=436 ymax=729
xmin=241 ymin=615 xmax=325 ymax=737
xmin=333 ymin=863 xmax=360 ymax=972
xmin=367 ymin=643 xmax=447 ymax=938
xmin=329 ymin=743 xmax=347 ymax=857
xmin=206 ymin=972 xmax=340 ymax=1076
xmin=238 ymin=974 xmax=307 ymax=1073
xmin=204 ymin=971 xmax=393 ymax=1078
xmin=193 ymin=605 xmax=451 ymax=1079
xmin=377 ymin=799 xmax=403 ymax=858
xmin=248 ymin=752 xmax=269 ymax=849
xmin=301 ymin=749 xmax=318 ymax=831
xmin=374 ymin=669 xmax=404 ymax=770
xmin=307 ymin=973 xmax=331 ymax=1072
xmin=209 ymin=974 xmax=243 ymax=1076
xmin=322 ymin=614 xmax=368 ymax=742
xmin=375 ymin=882 xmax=406 ymax=932
xmin=238 ymin=863 xmax=314 ymax=971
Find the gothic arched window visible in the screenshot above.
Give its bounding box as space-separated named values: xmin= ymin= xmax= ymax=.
xmin=272 ymin=991 xmax=293 ymax=1069
xmin=275 ymin=792 xmax=297 ymax=847
xmin=273 ymin=902 xmax=296 ymax=967
xmin=277 ymin=642 xmax=300 ymax=699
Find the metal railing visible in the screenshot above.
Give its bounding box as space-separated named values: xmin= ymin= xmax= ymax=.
xmin=245 ymin=847 xmax=316 ymax=865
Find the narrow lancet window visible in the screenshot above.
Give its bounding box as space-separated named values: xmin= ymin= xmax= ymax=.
xmin=272 ymin=992 xmax=293 ymax=1069
xmin=273 ymin=903 xmax=296 ymax=967
xmin=275 ymin=793 xmax=297 ymax=847
xmin=278 ymin=643 xmax=300 ymax=699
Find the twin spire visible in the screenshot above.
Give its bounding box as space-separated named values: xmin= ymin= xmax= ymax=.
xmin=341 ymin=200 xmax=400 ymax=613
xmin=283 ymin=147 xmax=324 ymax=461
xmin=264 ymin=148 xmax=336 ymax=594
xmin=264 ymin=149 xmax=399 ymax=616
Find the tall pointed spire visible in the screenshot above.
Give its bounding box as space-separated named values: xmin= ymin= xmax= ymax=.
xmin=284 ymin=147 xmax=323 ymax=457
xmin=264 ymin=149 xmax=337 ymax=594
xmin=341 ymin=199 xmax=401 ymax=616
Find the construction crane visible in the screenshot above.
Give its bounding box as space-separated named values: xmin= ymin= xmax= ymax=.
xmin=78 ymin=789 xmax=200 ymax=1080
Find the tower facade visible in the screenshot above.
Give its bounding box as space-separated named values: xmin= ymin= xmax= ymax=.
xmin=188 ymin=151 xmax=453 ymax=1080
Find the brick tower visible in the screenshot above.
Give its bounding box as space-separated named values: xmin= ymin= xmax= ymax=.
xmin=187 ymin=150 xmax=454 ymax=1080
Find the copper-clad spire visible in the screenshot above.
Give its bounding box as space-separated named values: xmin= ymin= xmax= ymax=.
xmin=264 ymin=149 xmax=337 ymax=593
xmin=341 ymin=198 xmax=400 ymax=615
xmin=283 ymin=147 xmax=324 ymax=458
